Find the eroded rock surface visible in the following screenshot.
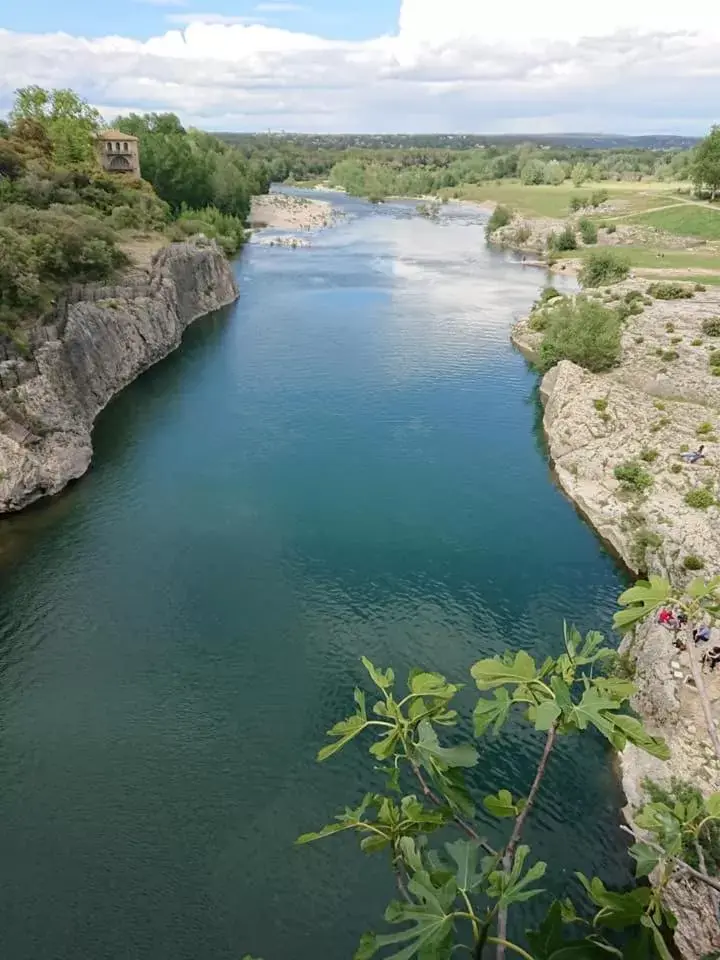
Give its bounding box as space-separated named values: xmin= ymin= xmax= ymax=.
xmin=0 ymin=239 xmax=238 ymax=513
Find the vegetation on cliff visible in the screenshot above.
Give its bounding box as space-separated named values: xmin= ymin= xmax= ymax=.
xmin=297 ymin=583 xmax=720 ymax=959
xmin=0 ymin=86 xmax=271 ymax=333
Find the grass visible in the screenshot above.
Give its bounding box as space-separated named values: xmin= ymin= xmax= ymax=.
xmin=637 ymin=272 xmax=720 ymax=286
xmin=556 ymin=245 xmax=720 ymax=270
xmin=447 ymin=180 xmax=680 ymax=219
xmin=627 ymin=203 xmax=720 ymax=240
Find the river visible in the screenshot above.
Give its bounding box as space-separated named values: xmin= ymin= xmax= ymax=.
xmin=0 ymin=192 xmax=631 ymax=959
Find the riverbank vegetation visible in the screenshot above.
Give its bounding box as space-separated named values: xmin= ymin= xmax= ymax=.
xmin=0 ymin=86 xmax=271 ymax=332
xmin=297 ymin=582 xmax=720 ymax=959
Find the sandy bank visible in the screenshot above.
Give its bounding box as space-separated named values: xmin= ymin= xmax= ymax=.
xmin=249 ymin=194 xmax=333 ymax=230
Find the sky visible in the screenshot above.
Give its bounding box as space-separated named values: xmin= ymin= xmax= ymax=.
xmin=0 ymin=0 xmax=719 ymax=134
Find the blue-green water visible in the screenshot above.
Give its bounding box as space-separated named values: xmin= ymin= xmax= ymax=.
xmin=0 ymin=193 xmax=631 ymax=959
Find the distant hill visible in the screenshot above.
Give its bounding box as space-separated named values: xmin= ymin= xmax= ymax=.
xmin=218 ymin=132 xmax=699 ymax=152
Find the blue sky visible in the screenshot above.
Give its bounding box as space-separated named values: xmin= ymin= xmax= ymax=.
xmin=0 ymin=0 xmax=718 ymax=133
xmin=3 ymin=0 xmax=399 ymax=41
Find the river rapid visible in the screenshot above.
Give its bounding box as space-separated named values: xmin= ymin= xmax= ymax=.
xmin=0 ymin=191 xmax=631 ymax=959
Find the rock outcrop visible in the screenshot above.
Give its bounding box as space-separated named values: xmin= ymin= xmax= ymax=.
xmin=513 ymin=282 xmax=720 ymax=957
xmin=0 ymin=239 xmax=238 ymax=513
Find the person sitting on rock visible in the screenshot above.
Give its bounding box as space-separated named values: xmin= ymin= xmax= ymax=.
xmin=702 ymin=646 xmax=720 ymax=672
xmin=658 ymin=608 xmax=677 ymax=628
xmin=693 ymin=624 xmax=712 ymax=644
xmin=681 ymin=445 xmax=705 ymax=463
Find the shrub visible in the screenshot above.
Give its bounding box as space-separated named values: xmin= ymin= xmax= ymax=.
xmin=665 ymin=322 xmax=675 ymax=332
xmin=605 ymin=223 xmax=617 ymax=234
xmin=630 ymin=528 xmax=662 ymax=569
xmin=624 ymin=290 xmax=644 ymax=304
xmin=578 ymin=217 xmax=598 ymax=244
xmin=538 ymin=286 xmax=561 ymax=304
xmin=680 ymin=443 xmax=689 ymax=452
xmin=616 ymin=300 xmax=643 ymax=321
xmin=590 ymin=189 xmax=610 ymax=207
xmin=661 ymin=350 xmax=679 ymax=361
xmin=702 ymin=317 xmax=720 ymax=336
xmin=695 ymin=283 xmax=706 ymax=292
xmin=514 ymin=225 xmax=531 ymax=244
xmin=696 ymin=421 xmax=714 ymax=435
xmin=593 ymin=397 xmax=608 ymax=412
xmin=550 ymin=225 xmax=577 ymax=252
xmin=579 ymin=249 xmax=630 ymax=288
xmin=569 ymin=195 xmax=587 ymax=213
xmin=538 ymin=295 xmax=622 ymax=373
xmin=670 ymin=463 xmax=683 ymax=473
xmin=691 ymin=338 xmax=703 ymax=346
xmin=485 ymin=204 xmax=512 ymax=237
xmin=634 ymin=336 xmax=644 ymax=344
xmin=613 ymin=460 xmax=653 ymax=492
xmin=647 ymin=281 xmax=694 ymax=300
xmin=670 ymin=336 xmax=682 ymax=344
xmin=653 ymin=400 xmax=666 ymax=410
xmin=683 ymin=554 xmax=705 ymax=570
xmin=644 ymin=779 xmax=720 ymax=873
xmin=639 ymin=448 xmax=659 ymax=462
xmin=684 ymin=488 xmax=715 ymax=509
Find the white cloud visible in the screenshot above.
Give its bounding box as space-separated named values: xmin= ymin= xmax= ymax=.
xmin=0 ymin=0 xmax=719 ymax=134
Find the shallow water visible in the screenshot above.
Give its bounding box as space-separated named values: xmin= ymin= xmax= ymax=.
xmin=0 ymin=192 xmax=631 ymax=959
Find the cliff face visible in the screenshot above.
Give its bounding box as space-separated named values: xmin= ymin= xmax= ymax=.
xmin=513 ymin=286 xmax=720 ymax=958
xmin=0 ymin=239 xmax=238 ymax=513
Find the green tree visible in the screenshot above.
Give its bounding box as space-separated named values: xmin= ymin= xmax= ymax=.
xmin=520 ymin=159 xmax=546 ymax=185
xmin=298 ymin=586 xmax=720 ymax=960
xmin=571 ymin=162 xmax=590 ymax=186
xmin=538 ymin=295 xmax=622 ymax=372
xmin=691 ymin=126 xmax=720 ymax=200
xmin=10 ymin=86 xmax=100 ymax=167
xmin=543 ymin=160 xmax=565 ymax=185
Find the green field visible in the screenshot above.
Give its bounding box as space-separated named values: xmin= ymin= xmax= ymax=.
xmin=635 ymin=271 xmax=720 ymax=286
xmin=557 ymin=245 xmax=720 ymax=271
xmin=445 ymin=181 xmax=678 ymax=220
xmin=625 ymin=203 xmax=720 ymax=240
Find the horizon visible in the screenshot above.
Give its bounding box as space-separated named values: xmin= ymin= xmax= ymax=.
xmin=1 ymin=0 xmax=719 ymax=134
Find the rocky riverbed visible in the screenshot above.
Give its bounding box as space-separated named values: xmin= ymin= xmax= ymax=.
xmin=249 ymin=193 xmax=333 ymax=230
xmin=512 ymin=283 xmax=720 ymax=957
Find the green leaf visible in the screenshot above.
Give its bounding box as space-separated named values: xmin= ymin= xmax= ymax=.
xmin=534 ymin=699 xmax=562 ymax=731
xmin=483 ymin=789 xmax=519 ymax=818
xmin=369 ymin=729 xmax=401 ymax=761
xmin=705 ymin=793 xmax=720 ymax=818
xmin=551 ymin=675 xmax=574 ymax=716
xmin=361 ymin=834 xmax=390 ymax=853
xmin=318 ymin=711 xmax=369 ymax=761
xmin=651 ymin=926 xmax=674 ymax=960
xmin=414 ymin=720 xmax=478 ymax=769
xmin=613 ymin=577 xmax=672 ymax=634
xmin=398 ymin=837 xmax=423 ymax=874
xmin=445 ymin=839 xmax=481 ymax=892
xmin=629 ymin=842 xmax=661 ymax=878
xmin=576 ymin=874 xmax=651 ymax=930
xmin=526 ymin=901 xmax=564 ymax=956
xmin=567 ymin=687 xmax=618 ymax=737
xmin=408 ymin=671 xmax=459 ymax=700
xmin=471 ymin=651 xmax=538 ymax=690
xmin=296 ymin=821 xmax=354 ymax=844
xmin=362 ymin=870 xmax=456 ymax=960
xmin=473 ymin=688 xmax=511 ymax=736
xmin=488 ymin=845 xmax=546 ymax=907
xmin=362 ymin=656 xmax=395 ymax=691
xmin=610 ymin=715 xmax=670 ymax=760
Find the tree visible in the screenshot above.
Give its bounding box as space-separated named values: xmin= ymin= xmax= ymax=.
xmin=520 ymin=159 xmax=546 ymax=185
xmin=10 ymin=86 xmax=100 ymax=167
xmin=543 ymin=160 xmax=566 ymax=185
xmin=691 ymin=126 xmax=720 ymax=200
xmin=298 ymin=584 xmax=720 ymax=960
xmin=571 ymin=162 xmax=590 ymax=186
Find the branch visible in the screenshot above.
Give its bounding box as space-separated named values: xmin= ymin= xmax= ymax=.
xmin=620 ymin=825 xmax=720 ymax=894
xmin=409 ymin=760 xmax=496 ymax=855
xmin=496 ymin=724 xmax=558 ymax=960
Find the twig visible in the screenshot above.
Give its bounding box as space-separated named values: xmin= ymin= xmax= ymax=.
xmin=410 ymin=760 xmax=496 ymax=855
xmin=496 ymin=725 xmax=558 ymax=960
xmin=393 ymin=860 xmax=412 ymax=903
xmin=619 ymin=825 xmax=720 ymax=894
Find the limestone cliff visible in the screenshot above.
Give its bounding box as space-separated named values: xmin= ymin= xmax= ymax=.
xmin=512 ymin=285 xmax=720 ymax=957
xmin=0 ymin=239 xmax=238 ymax=513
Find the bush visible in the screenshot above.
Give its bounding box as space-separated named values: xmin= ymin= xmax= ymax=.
xmin=569 ymin=195 xmax=587 ymax=213
xmin=593 ymin=397 xmax=608 ymax=412
xmin=661 ymin=350 xmax=679 ymax=361
xmin=665 ymin=322 xmax=675 ymax=332
xmin=613 ymin=460 xmax=654 ymax=492
xmin=697 ymin=421 xmax=714 ymax=436
xmin=175 ymin=206 xmax=246 ymax=255
xmin=630 ymin=528 xmax=663 ymax=569
xmin=485 ymin=204 xmax=512 ymax=237
xmin=578 ymin=217 xmax=598 ymax=244
xmin=579 ymin=249 xmax=630 ymax=288
xmin=644 ymin=779 xmax=720 ymax=873
xmin=702 ymin=317 xmax=720 ymax=336
xmin=695 ymin=283 xmax=706 ymax=292
xmin=539 ymin=286 xmax=561 ymax=304
xmin=590 ymin=189 xmax=610 ymax=207
xmin=684 ymin=488 xmax=715 ymax=509
xmin=683 ymin=554 xmax=705 ymax=570
xmin=647 ymin=281 xmax=694 ymax=300
xmin=550 ymin=224 xmax=577 ymax=252
xmin=670 ymin=462 xmax=683 ymax=473
xmin=538 ymin=296 xmax=623 ymax=373
xmin=639 ymin=448 xmax=659 ymax=462
xmin=605 ymin=223 xmax=617 ymax=234
xmin=691 ymin=338 xmax=703 ymax=346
